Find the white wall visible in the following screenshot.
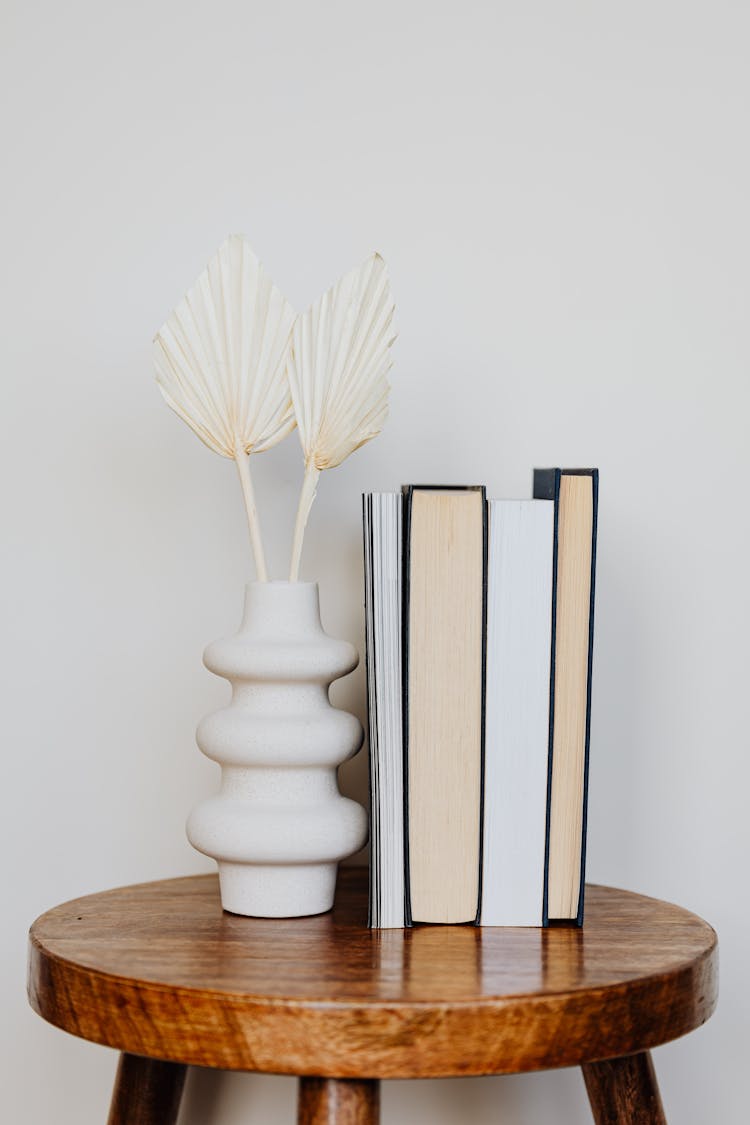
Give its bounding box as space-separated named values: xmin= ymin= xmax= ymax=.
xmin=3 ymin=2 xmax=747 ymax=1121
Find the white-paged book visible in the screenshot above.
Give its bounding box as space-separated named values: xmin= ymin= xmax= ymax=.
xmin=363 ymin=492 xmax=405 ymax=928
xmin=480 ymin=499 xmax=554 ymax=927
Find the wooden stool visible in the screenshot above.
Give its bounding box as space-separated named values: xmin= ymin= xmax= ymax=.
xmin=27 ymin=868 xmax=717 ymax=1124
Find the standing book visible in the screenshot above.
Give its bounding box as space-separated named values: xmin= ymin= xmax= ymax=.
xmin=534 ymin=468 xmax=598 ymax=925
xmin=363 ymin=491 xmax=405 ymax=928
xmin=403 ymin=485 xmax=487 ymax=925
xmin=480 ymin=499 xmax=554 ymax=926
xmin=363 ymin=471 xmax=598 ymax=930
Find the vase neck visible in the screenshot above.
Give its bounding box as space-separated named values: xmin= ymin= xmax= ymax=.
xmin=241 ymin=581 xmax=322 ymax=637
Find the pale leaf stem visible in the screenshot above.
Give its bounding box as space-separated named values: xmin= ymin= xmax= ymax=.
xmin=234 ymin=450 xmax=268 ymax=582
xmin=289 ymin=463 xmax=321 ymax=582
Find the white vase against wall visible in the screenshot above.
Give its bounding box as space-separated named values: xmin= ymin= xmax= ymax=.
xmin=187 ymin=581 xmax=368 ymax=917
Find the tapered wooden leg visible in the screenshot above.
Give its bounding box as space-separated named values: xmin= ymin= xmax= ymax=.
xmin=107 ymin=1053 xmax=187 ymax=1125
xmin=298 ymin=1077 xmax=380 ymax=1125
xmin=583 ymin=1052 xmax=666 ymax=1124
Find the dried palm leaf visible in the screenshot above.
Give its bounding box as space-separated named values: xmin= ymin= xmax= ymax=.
xmin=286 ymin=253 xmax=395 ymax=580
xmin=154 ymin=235 xmax=296 ymax=580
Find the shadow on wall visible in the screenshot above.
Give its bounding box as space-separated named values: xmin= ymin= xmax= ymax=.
xmin=178 ymin=1067 xmax=590 ymax=1124
xmin=586 ymin=516 xmax=645 ymax=889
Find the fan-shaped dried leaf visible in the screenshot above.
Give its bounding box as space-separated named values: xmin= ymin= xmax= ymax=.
xmin=153 ymin=235 xmax=296 ymax=459
xmin=287 ymin=253 xmax=395 ymax=471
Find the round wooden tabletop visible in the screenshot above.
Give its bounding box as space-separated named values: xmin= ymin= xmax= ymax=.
xmin=28 ymin=868 xmax=717 ymax=1080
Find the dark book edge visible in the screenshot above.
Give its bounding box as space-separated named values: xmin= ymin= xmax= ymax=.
xmin=475 ymin=492 xmax=489 ymax=927
xmin=401 ymin=487 xmax=413 ymax=927
xmin=362 ymin=492 xmax=376 ymax=928
xmin=533 ymin=468 xmax=561 ymax=928
xmin=401 ymin=484 xmax=487 ymax=927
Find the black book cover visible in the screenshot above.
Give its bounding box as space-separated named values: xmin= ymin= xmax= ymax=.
xmin=401 ymin=484 xmax=488 ymax=927
xmin=533 ymin=468 xmax=598 ymax=927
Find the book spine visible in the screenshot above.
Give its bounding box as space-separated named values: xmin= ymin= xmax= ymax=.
xmin=480 ymin=501 xmax=554 ymax=926
xmin=401 ymin=484 xmax=486 ymax=927
xmin=576 ymin=469 xmax=599 ymax=926
xmin=364 ymin=492 xmax=407 ymax=929
xmin=533 ymin=468 xmax=597 ymax=927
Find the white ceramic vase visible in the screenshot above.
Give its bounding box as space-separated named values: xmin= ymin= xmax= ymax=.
xmin=187 ymin=581 xmax=368 ymax=917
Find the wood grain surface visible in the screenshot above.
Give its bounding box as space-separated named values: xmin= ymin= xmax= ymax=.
xmin=298 ymin=1078 xmax=379 ymax=1125
xmin=28 ymin=868 xmax=717 ymax=1079
xmin=106 ymin=1054 xmax=186 ymax=1125
xmin=583 ymin=1052 xmax=667 ymax=1124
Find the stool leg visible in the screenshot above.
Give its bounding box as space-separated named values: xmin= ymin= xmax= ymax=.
xmin=582 ymin=1051 xmax=666 ymax=1124
xmin=107 ymin=1053 xmax=187 ymax=1125
xmin=298 ymin=1077 xmax=380 ymax=1125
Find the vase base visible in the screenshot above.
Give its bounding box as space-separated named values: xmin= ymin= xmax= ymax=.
xmin=218 ymin=861 xmax=338 ymax=918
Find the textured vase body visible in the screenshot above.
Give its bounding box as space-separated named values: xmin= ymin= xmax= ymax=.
xmin=187 ymin=582 xmax=368 ymax=917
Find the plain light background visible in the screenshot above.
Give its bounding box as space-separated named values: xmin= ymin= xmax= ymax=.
xmin=3 ymin=1 xmax=748 ymax=1121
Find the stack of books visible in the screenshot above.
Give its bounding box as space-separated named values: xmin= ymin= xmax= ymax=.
xmin=363 ymin=468 xmax=598 ymax=928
